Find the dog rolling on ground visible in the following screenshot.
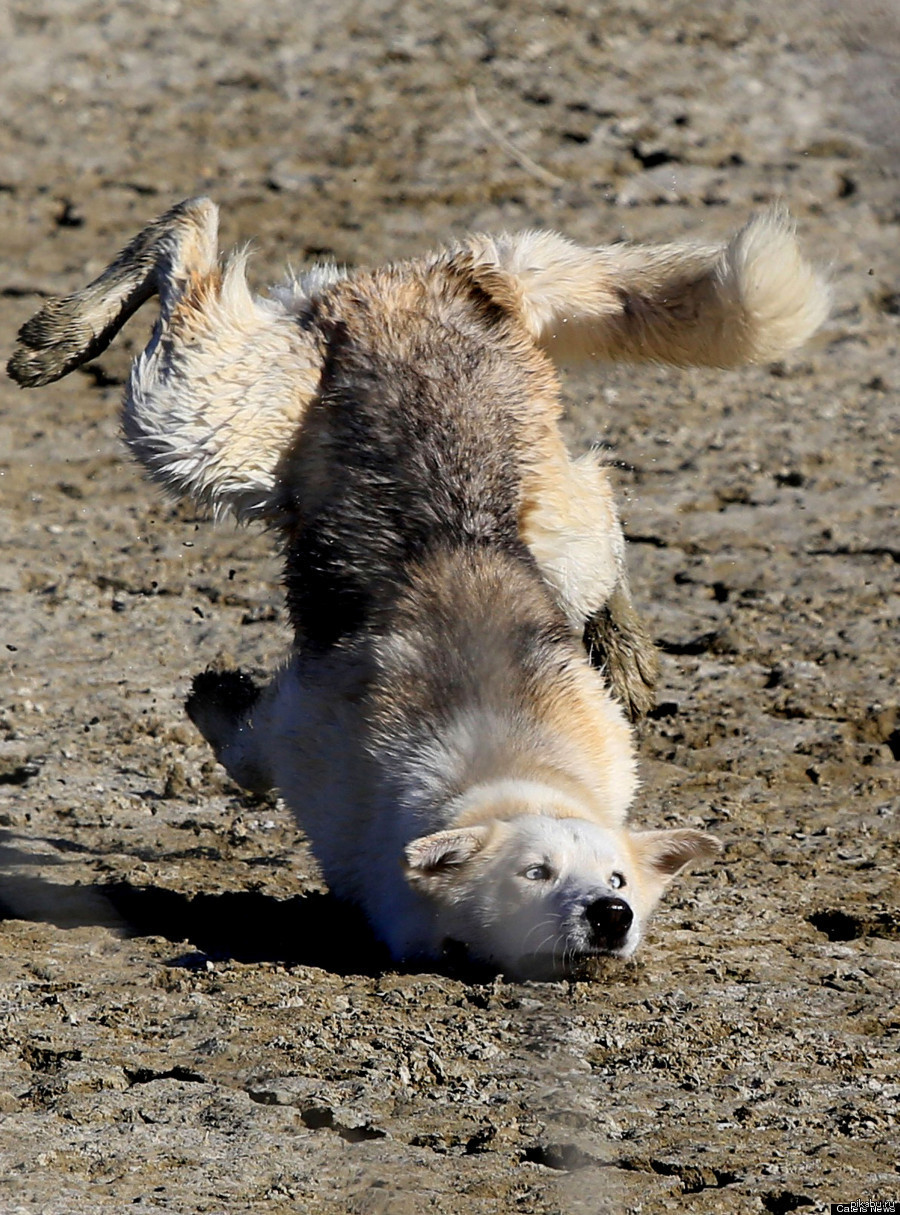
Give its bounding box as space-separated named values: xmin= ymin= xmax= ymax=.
xmin=8 ymin=200 xmax=828 ymax=978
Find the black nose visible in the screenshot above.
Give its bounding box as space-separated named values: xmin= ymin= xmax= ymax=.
xmin=585 ymin=897 xmax=633 ymax=949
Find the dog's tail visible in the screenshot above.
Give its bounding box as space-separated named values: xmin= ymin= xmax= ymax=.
xmin=465 ymin=208 xmax=829 ymax=369
xmin=8 ymin=198 xmax=324 ymax=522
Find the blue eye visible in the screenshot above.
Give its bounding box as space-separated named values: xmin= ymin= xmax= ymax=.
xmin=522 ymin=864 xmax=553 ymax=882
xmin=610 ymin=872 xmax=626 ymax=889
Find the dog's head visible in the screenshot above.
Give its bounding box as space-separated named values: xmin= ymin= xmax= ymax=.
xmin=404 ymin=814 xmax=721 ymax=979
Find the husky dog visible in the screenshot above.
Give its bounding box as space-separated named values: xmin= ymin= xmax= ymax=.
xmin=8 ymin=199 xmax=827 ymax=977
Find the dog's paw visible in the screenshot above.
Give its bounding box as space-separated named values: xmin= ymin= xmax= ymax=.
xmin=185 ymin=667 xmax=276 ymax=795
xmin=186 ymin=667 xmax=262 ymax=739
xmin=583 ymin=592 xmax=659 ymax=721
xmin=7 ymin=293 xmax=100 ymax=387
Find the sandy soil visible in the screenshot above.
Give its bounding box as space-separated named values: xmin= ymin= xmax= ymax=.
xmin=0 ymin=1 xmax=897 ymax=1211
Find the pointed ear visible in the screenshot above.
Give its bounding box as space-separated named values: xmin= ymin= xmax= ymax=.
xmin=633 ymin=828 xmax=723 ymax=880
xmin=403 ymin=827 xmax=492 ymax=888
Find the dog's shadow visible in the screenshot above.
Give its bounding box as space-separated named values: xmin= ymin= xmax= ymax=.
xmin=0 ymin=830 xmax=507 ymax=980
xmin=104 ymin=882 xmax=397 ymax=976
xmin=0 ymin=834 xmax=392 ymax=976
xmin=0 ymin=834 xmax=503 ymax=981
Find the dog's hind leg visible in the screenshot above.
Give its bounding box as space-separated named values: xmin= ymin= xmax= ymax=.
xmin=520 ymin=449 xmax=658 ymax=718
xmin=466 ymin=211 xmax=827 ymax=713
xmin=8 ymin=198 xmax=220 ymax=389
xmin=9 ymin=198 xmax=325 ymax=522
xmin=582 ymin=586 xmax=659 ymax=720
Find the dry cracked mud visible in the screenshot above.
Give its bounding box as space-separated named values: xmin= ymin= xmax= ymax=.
xmin=0 ymin=1 xmax=897 ymax=1212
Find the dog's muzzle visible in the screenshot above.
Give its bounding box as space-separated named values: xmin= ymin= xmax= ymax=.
xmin=584 ymin=896 xmax=633 ymax=951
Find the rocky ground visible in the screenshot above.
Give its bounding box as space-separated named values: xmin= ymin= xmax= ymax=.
xmin=0 ymin=1 xmax=897 ymax=1211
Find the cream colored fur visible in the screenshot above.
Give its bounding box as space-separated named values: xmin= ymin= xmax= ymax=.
xmin=7 ymin=199 xmax=828 ymax=977
xmin=464 ymin=208 xmax=829 ymax=366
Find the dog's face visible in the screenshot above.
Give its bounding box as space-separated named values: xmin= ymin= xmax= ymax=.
xmin=405 ymin=815 xmax=720 ymax=979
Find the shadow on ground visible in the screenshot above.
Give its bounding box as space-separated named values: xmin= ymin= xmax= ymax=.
xmin=0 ymin=834 xmax=392 ymax=975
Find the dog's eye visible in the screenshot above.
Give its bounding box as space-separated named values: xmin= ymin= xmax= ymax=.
xmin=522 ymin=863 xmax=553 ymax=882
xmin=610 ymin=872 xmax=626 ymax=889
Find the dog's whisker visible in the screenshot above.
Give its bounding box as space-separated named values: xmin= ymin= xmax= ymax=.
xmin=520 ymin=915 xmax=558 ymax=950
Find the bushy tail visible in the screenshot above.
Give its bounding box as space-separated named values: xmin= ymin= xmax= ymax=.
xmin=467 ymin=208 xmax=830 ymax=368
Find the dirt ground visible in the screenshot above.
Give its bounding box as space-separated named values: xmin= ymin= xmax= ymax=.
xmin=0 ymin=1 xmax=897 ymax=1212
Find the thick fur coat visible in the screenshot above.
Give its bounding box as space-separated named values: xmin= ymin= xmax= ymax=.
xmin=8 ymin=200 xmax=828 ymax=977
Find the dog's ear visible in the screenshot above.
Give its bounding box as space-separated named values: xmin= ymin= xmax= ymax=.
xmin=632 ymin=828 xmax=722 ymax=880
xmin=404 ymin=826 xmax=492 ymax=889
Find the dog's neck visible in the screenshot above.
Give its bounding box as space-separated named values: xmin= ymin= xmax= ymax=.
xmin=446 ymin=774 xmax=600 ymax=828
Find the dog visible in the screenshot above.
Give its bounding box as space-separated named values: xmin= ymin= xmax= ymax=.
xmin=8 ymin=199 xmax=828 ymax=977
